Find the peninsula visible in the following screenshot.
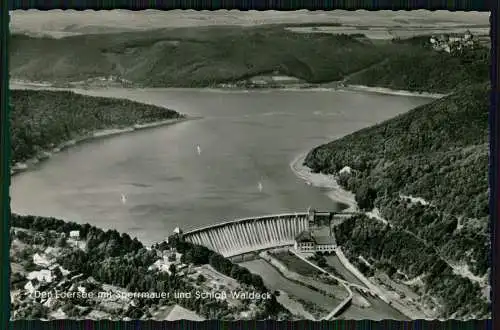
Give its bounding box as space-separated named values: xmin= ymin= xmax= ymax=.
xmin=10 ymin=89 xmax=186 ymax=173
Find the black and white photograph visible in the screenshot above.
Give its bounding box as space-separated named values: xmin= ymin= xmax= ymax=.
xmin=8 ymin=9 xmax=490 ymax=321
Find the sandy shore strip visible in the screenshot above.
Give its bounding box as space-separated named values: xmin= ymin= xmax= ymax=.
xmin=289 ymin=152 xmax=358 ymax=212
xmin=10 ymin=116 xmax=197 ymax=176
xmin=341 ymin=85 xmax=448 ymax=99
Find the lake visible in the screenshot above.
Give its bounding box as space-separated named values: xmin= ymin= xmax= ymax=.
xmin=10 ymin=87 xmax=431 ymax=246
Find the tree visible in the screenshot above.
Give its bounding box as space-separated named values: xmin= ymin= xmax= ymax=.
xmin=53 ymin=266 xmax=63 ymax=280
xmin=355 ymin=184 xmax=377 ymax=210
xmin=24 ymin=259 xmax=37 ymax=272
xmin=168 ymin=264 xmax=177 ymax=277
xmin=196 ymin=274 xmax=206 ymax=285
xmin=56 ymin=236 xmax=67 ymax=248
xmin=230 ymin=265 xmax=241 ymax=279
xmin=317 ymin=256 xmax=327 ymax=268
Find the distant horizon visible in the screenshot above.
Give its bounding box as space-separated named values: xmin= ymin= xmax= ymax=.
xmin=9 ymin=10 xmax=489 ymax=38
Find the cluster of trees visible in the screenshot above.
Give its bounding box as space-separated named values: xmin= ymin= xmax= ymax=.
xmin=168 ymin=237 xmax=268 ymax=291
xmin=167 ymin=235 xmax=287 ymax=319
xmin=10 ymin=90 xmax=183 ymax=165
xmin=11 ymin=226 xmax=64 ymax=248
xmin=335 ymin=215 xmax=489 ymax=318
xmin=11 ymin=214 xmax=144 ymax=255
xmin=378 ymin=196 xmax=489 ymax=276
xmin=309 ymin=252 xmax=328 ymax=268
xmin=354 ymin=184 xmax=377 ymax=211
xmin=270 ymin=251 xmax=323 ymax=277
xmin=12 ymin=302 xmax=50 ymax=319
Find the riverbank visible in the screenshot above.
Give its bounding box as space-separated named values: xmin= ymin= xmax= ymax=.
xmin=10 ymin=116 xmax=197 ymax=176
xmin=258 ymin=250 xmax=348 ymax=320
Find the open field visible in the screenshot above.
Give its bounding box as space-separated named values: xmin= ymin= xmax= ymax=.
xmin=10 ymin=10 xmax=488 ymax=37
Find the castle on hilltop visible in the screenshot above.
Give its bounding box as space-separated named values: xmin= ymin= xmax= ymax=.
xmin=429 ymin=30 xmax=476 ymax=54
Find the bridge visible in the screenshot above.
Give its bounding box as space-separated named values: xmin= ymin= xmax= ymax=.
xmin=182 ymin=209 xmax=358 ymax=258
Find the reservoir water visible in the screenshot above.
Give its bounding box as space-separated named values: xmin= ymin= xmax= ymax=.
xmin=10 ymin=87 xmax=431 ymax=246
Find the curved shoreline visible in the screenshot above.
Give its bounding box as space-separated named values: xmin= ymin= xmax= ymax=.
xmin=339 ymin=85 xmax=447 ymax=99
xmin=10 ymin=116 xmax=198 ymax=176
xmin=289 ymin=151 xmax=358 ymax=213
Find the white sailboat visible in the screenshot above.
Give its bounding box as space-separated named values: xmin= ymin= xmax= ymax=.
xmin=121 ymin=193 xmax=127 ymax=205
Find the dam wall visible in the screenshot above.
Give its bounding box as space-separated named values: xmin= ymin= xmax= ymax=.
xmin=183 ymin=213 xmax=309 ymax=257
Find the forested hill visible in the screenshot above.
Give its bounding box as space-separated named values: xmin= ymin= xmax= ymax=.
xmin=10 ymin=90 xmax=183 ymax=166
xmin=305 ymin=81 xmax=489 ymax=270
xmin=9 ymin=27 xmax=488 ymax=92
xmin=9 ymin=27 xmax=390 ymax=87
xmin=304 ymin=79 xmax=490 ymax=318
xmin=345 ymin=40 xmax=489 ymax=93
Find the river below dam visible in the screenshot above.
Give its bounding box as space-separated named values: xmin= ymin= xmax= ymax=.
xmin=10 ymin=86 xmax=432 ymax=246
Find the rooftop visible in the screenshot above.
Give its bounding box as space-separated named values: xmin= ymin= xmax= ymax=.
xmin=295 ymin=230 xmax=315 ymax=243
xmin=314 ymin=235 xmax=336 ymax=246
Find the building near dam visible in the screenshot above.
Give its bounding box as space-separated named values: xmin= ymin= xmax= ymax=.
xmin=293 ymin=230 xmax=336 ymax=254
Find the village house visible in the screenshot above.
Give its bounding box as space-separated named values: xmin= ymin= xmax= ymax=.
xmin=32 ymin=253 xmax=54 ymax=267
xmin=339 ymin=166 xmax=353 ymax=175
xmin=27 ymin=269 xmax=53 ymax=283
xmin=69 ymin=230 xmax=80 ymax=240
